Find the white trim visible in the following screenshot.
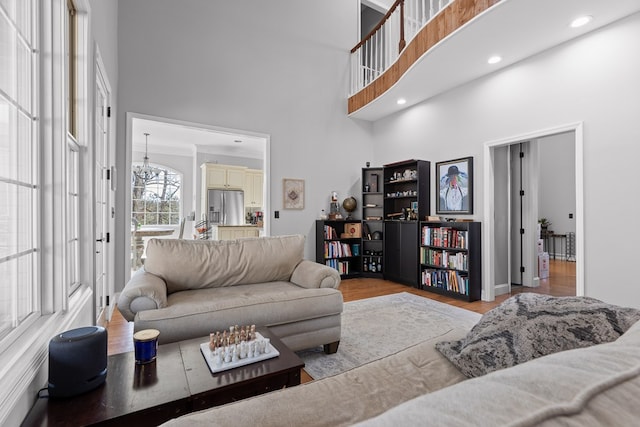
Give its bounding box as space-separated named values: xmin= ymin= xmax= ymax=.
xmin=483 ymin=122 xmax=585 ymax=301
xmin=95 ymin=46 xmax=115 ymax=321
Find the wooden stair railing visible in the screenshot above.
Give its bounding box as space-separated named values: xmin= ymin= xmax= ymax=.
xmin=349 ymin=0 xmax=502 ymax=115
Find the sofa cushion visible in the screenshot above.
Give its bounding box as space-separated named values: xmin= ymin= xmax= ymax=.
xmin=160 ymin=327 xmax=470 ymax=427
xmin=358 ymin=319 xmax=640 ymax=427
xmin=436 ymin=293 xmax=640 ymax=378
xmin=144 ymin=234 xmax=305 ymax=294
xmin=134 ymin=281 xmax=343 ymax=344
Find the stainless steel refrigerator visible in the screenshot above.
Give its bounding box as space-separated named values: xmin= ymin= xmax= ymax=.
xmin=207 ymin=189 xmax=245 ymax=225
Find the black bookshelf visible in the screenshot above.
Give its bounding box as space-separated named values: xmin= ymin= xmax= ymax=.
xmin=315 ymin=220 xmax=363 ymax=279
xmin=383 ymin=160 xmax=430 ymax=287
xmin=419 ymin=221 xmax=481 ymax=302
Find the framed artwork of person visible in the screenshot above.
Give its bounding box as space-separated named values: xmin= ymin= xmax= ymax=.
xmin=436 ymin=157 xmax=473 ymax=215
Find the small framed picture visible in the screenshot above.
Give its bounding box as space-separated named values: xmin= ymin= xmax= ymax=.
xmin=411 ymin=201 xmax=418 ymax=212
xmin=436 ymin=157 xmax=473 ymax=215
xmin=283 ymin=178 xmax=304 ymax=209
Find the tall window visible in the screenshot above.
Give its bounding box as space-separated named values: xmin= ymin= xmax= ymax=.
xmin=66 ymin=0 xmax=77 ymax=138
xmin=65 ymin=0 xmax=80 ymax=295
xmin=0 ymin=0 xmax=38 ymax=339
xmin=131 ymin=166 xmax=182 ymax=226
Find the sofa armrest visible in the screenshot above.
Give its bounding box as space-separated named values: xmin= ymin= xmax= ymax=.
xmin=117 ymin=269 xmax=168 ymax=321
xmin=290 ymin=260 xmax=341 ymax=289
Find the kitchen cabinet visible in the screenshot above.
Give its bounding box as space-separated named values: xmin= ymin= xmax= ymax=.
xmin=244 ymin=169 xmax=264 ymax=208
xmin=202 ymin=164 xmax=246 ymax=189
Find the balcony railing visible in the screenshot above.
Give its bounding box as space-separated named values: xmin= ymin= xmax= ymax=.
xmin=350 ymin=0 xmax=452 ymax=96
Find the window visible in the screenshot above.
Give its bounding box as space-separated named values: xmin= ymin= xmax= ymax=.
xmin=0 ymin=0 xmax=38 ymax=340
xmin=0 ymin=0 xmax=92 ymax=419
xmin=66 ymin=146 xmax=80 ymax=294
xmin=131 ymin=165 xmax=182 ymax=226
xmin=66 ymin=0 xmax=77 ymax=138
xmin=65 ymin=0 xmax=81 ymax=295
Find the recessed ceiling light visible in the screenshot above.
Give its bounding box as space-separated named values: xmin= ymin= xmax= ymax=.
xmin=397 ymin=98 xmax=407 ymax=105
xmin=234 ymin=139 xmax=242 ymax=143
xmin=487 ymin=56 xmax=502 ymax=65
xmin=570 ymin=15 xmax=593 ymax=28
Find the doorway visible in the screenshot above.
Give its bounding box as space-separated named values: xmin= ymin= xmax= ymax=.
xmin=483 ymin=123 xmax=584 ymax=302
xmin=125 ymin=113 xmax=270 ymax=278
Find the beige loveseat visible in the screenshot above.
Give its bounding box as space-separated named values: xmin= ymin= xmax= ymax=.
xmin=117 ymin=234 xmax=343 ymax=352
xmin=161 ymin=297 xmax=640 ymax=427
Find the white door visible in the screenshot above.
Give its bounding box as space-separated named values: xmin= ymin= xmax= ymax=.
xmin=95 ymin=58 xmax=112 ymax=320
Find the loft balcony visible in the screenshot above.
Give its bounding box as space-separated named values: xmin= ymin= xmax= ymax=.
xmin=348 ymin=0 xmax=640 ymax=121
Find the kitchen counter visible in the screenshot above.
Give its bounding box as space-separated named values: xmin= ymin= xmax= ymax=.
xmin=210 ymin=225 xmax=262 ymax=240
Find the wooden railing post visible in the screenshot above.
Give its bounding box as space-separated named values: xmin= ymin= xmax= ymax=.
xmin=399 ymin=0 xmax=406 ymax=52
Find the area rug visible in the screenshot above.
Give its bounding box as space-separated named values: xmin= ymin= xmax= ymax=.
xmin=296 ymin=292 xmax=481 ymax=380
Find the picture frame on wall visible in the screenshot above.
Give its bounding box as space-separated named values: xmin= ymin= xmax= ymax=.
xmin=283 ymin=178 xmax=305 ymax=209
xmin=436 ymin=157 xmax=473 ymax=215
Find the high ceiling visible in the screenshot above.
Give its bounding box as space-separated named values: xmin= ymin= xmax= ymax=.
xmin=131 ymin=1 xmax=640 ymax=154
xmin=350 ymin=0 xmax=640 ymax=121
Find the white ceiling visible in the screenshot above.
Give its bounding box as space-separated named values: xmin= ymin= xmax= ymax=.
xmin=132 ymin=118 xmax=266 ymax=160
xmin=350 ymin=0 xmax=640 ymax=121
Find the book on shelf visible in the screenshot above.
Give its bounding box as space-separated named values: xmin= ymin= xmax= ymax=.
xmin=323 ymin=225 xmax=338 ymax=239
xmin=325 ymin=259 xmax=351 ymax=275
xmin=421 ymin=226 xmax=469 ymax=249
xmin=420 ymin=248 xmax=468 ymax=270
xmin=421 ymin=269 xmax=469 ymax=295
xmin=324 ymin=241 xmax=355 ymax=258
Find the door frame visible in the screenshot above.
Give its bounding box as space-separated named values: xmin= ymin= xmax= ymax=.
xmin=124 ymin=112 xmax=271 ymax=283
xmin=94 ymin=48 xmax=115 ymax=320
xmin=482 ymin=122 xmax=584 ymax=301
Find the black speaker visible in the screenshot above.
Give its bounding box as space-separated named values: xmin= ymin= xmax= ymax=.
xmin=48 ymin=326 xmax=108 ymax=398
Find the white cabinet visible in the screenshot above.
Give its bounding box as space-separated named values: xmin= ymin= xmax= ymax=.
xmin=202 ymin=164 xmax=246 ymax=189
xmin=244 ymin=169 xmax=264 ymax=208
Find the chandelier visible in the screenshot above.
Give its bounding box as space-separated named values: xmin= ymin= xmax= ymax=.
xmin=134 ymin=132 xmax=159 ymax=179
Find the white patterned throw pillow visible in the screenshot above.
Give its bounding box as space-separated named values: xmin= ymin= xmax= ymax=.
xmin=436 ymin=293 xmax=640 ymax=378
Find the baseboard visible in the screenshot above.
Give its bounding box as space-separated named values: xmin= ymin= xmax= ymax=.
xmin=494 ymin=283 xmax=510 ymax=296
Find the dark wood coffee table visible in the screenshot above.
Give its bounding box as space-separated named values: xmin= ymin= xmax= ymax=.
xmin=22 ymin=328 xmax=304 ymax=426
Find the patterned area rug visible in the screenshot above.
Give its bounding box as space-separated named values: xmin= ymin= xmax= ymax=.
xmin=296 ymin=292 xmax=481 ymax=380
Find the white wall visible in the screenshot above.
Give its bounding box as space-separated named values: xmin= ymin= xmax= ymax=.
xmin=115 ymin=0 xmax=373 ymax=291
xmin=538 ymin=132 xmax=576 ymax=242
xmin=370 ymin=13 xmax=640 ymax=307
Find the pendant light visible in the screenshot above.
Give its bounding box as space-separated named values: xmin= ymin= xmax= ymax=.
xmin=135 ymin=133 xmax=157 ymax=179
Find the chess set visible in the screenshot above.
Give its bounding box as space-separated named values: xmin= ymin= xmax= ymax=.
xmin=199 ymin=325 xmax=279 ymax=374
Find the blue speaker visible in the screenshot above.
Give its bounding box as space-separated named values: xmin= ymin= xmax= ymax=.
xmin=48 ymin=326 xmax=108 ymax=398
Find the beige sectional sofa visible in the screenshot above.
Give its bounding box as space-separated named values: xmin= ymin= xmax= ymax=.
xmin=117 ymin=235 xmax=343 ymax=352
xmin=161 ymin=298 xmax=640 ymax=427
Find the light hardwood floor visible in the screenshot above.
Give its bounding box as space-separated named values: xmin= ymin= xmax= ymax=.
xmin=100 ymin=260 xmax=575 ymax=382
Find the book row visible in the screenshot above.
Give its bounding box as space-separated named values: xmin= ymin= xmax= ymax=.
xmin=420 ymin=248 xmax=468 ymax=271
xmin=325 ymin=259 xmax=353 ymax=275
xmin=421 ymin=269 xmax=470 ymax=295
xmin=323 ymin=225 xmax=338 ymax=239
xmin=324 ymin=241 xmax=360 ymax=259
xmin=421 ymin=226 xmax=469 ymax=249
